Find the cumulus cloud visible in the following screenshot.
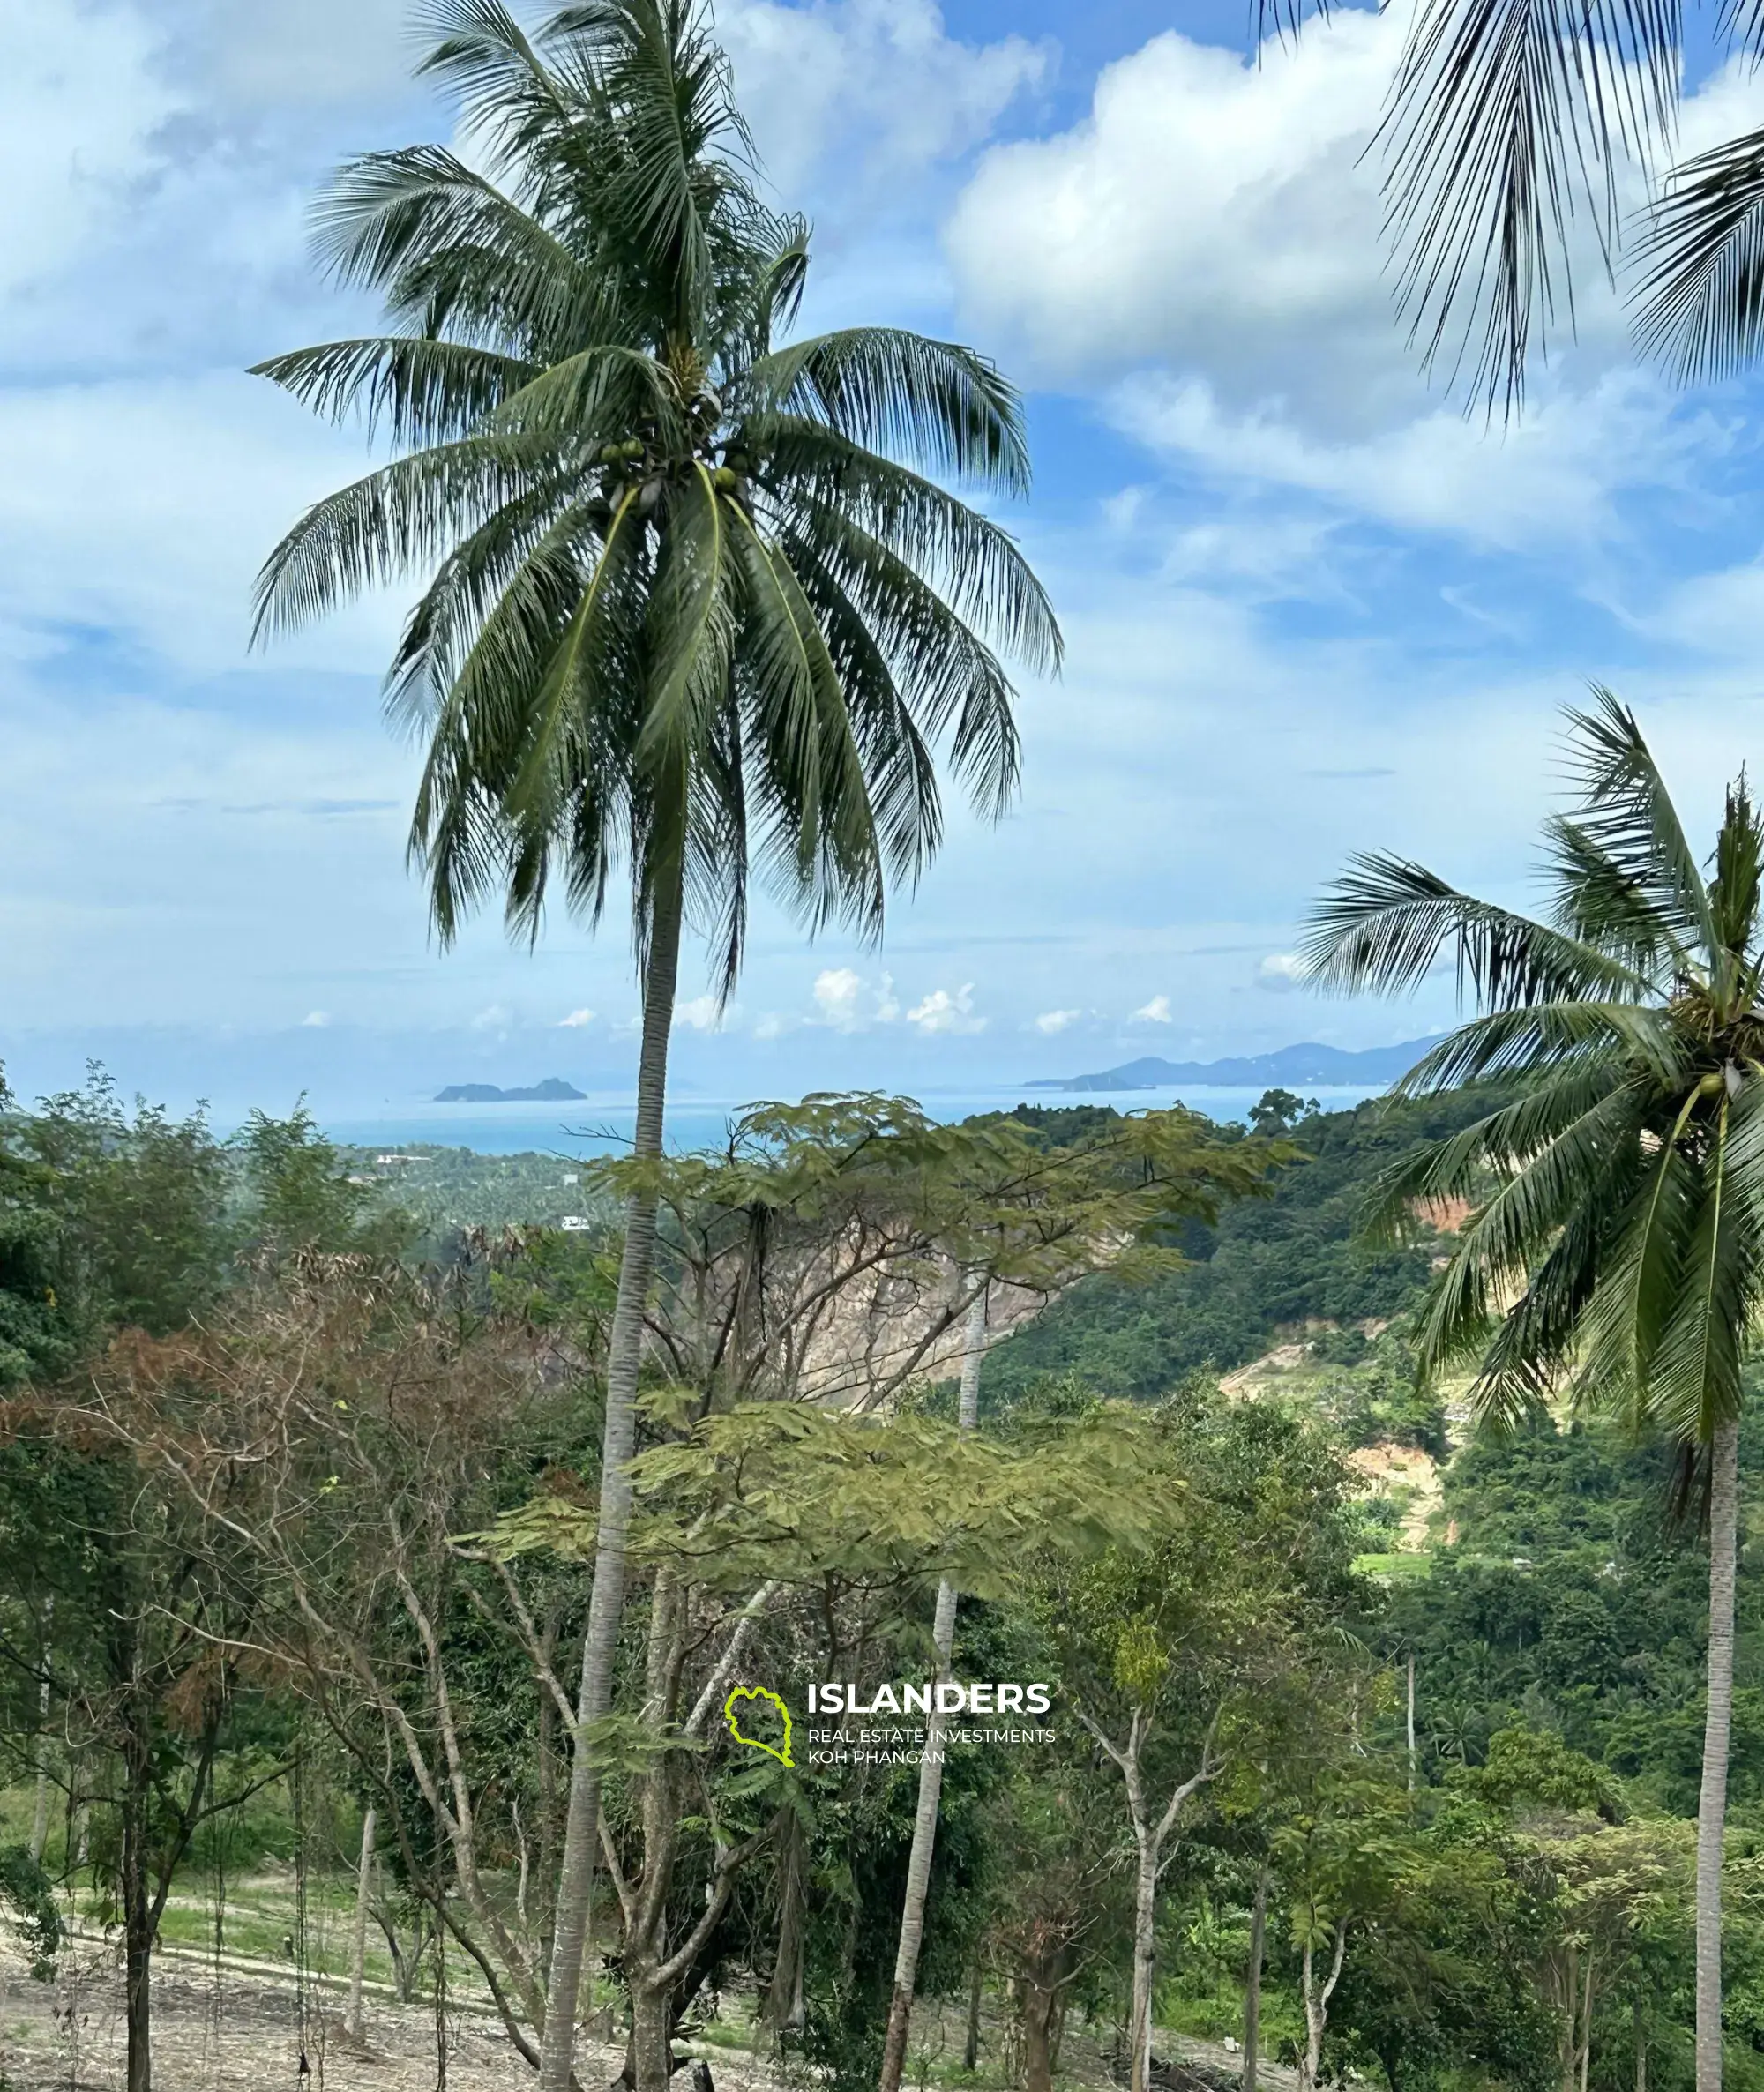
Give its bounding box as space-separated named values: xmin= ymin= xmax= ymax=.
xmin=1258 ymin=953 xmax=1306 ymax=993
xmin=945 ymin=10 xmax=1413 ymax=430
xmin=469 ymin=1005 xmax=511 ymax=1033
xmin=812 ymin=966 xmax=865 ymax=1031
xmin=907 ymin=983 xmax=984 ymax=1035
xmin=557 ymin=1008 xmax=595 ymax=1028
xmin=300 ymin=1009 xmax=331 ymax=1027
xmin=1132 ymin=994 xmax=1173 ymax=1024
xmin=945 ymin=11 xmax=1764 ymax=541
xmin=675 ymin=994 xmax=724 ymax=1032
xmin=1034 ymin=1008 xmax=1082 ymax=1034
xmin=721 ymin=0 xmax=1048 ymax=200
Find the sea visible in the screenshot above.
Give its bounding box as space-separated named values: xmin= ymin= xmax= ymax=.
xmin=319 ymin=1084 xmax=1387 ymax=1159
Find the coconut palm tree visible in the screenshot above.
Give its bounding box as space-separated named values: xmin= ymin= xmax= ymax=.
xmin=250 ymin=7 xmax=1058 ymax=2088
xmin=1327 ymin=0 xmax=1764 ymax=403
xmin=1302 ymin=691 xmax=1764 ymax=2092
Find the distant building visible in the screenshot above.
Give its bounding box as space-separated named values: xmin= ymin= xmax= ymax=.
xmin=558 ymin=1216 xmax=594 ymax=1232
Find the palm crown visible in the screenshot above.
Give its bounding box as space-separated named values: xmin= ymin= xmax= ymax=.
xmin=251 ymin=0 xmax=1058 ymax=991
xmin=1304 ymin=691 xmax=1764 ymax=1446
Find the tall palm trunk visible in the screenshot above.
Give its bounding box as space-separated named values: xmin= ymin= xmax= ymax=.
xmin=1697 ymin=1416 xmax=1739 ymax=2092
xmin=538 ymin=866 xmax=685 ymax=2092
xmin=878 ymin=1286 xmax=986 ymax=2092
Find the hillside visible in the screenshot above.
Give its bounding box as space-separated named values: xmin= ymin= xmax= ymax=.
xmin=979 ymin=1087 xmax=1490 ymax=1407
xmin=982 ymin=1091 xmax=1764 ymax=1837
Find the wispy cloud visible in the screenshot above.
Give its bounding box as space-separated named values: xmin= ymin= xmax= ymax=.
xmin=1132 ymin=994 xmax=1173 ymax=1024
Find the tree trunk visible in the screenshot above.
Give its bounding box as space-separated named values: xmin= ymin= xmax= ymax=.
xmin=1696 ymin=1415 xmax=1738 ymax=2092
xmin=348 ymin=1807 xmax=377 ymax=2042
xmin=878 ymin=1287 xmax=986 ymax=2092
xmin=1633 ymin=1992 xmax=1647 ymax=2092
xmin=537 ymin=867 xmax=684 ymax=2092
xmin=1405 ymin=1649 xmax=1416 ymax=1797
xmin=538 ymin=1598 xmax=561 ymax=1972
xmin=1297 ymin=1924 xmax=1346 ymax=2092
xmin=121 ymin=1688 xmax=153 ymax=2092
xmin=630 ymin=1970 xmax=673 ymax=2092
xmin=1241 ymin=1864 xmax=1268 ymax=2092
xmin=30 ymin=1595 xmax=53 ymax=1865
xmin=1129 ymin=1843 xmax=1158 ymax=2092
xmin=964 ymin=1959 xmax=983 ymax=2073
xmin=1022 ymin=1980 xmax=1057 ymax=2092
xmin=763 ymin=1812 xmax=805 ymax=2036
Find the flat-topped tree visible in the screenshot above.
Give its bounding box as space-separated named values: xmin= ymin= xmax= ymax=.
xmin=250 ymin=7 xmax=1056 ymax=2087
xmin=1304 ymin=691 xmax=1764 ymax=2092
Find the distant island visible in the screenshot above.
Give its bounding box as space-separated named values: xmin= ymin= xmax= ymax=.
xmin=433 ymin=1078 xmax=587 ymax=1103
xmin=1028 ymin=1036 xmax=1441 ymax=1094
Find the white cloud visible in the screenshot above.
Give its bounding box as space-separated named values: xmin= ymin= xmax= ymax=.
xmin=557 ymin=1008 xmax=596 ymax=1028
xmin=1258 ymin=953 xmax=1307 ymax=994
xmin=1115 ymin=369 xmax=1707 ymax=554
xmin=721 ymin=0 xmax=1047 ymax=198
xmin=946 ymin=10 xmax=1412 ymax=430
xmin=907 ymin=983 xmax=985 ymax=1035
xmin=0 ymin=4 xmax=174 ymax=310
xmin=675 ymin=994 xmax=725 ymax=1032
xmin=812 ymin=966 xmax=865 ymax=1031
xmin=469 ymin=1005 xmax=511 ymax=1033
xmin=300 ymin=1010 xmax=331 ymax=1027
xmin=875 ymin=971 xmax=901 ymax=1023
xmin=752 ymin=1011 xmax=796 ymax=1041
xmin=184 ymin=0 xmax=413 ymax=104
xmin=1132 ymin=994 xmax=1173 ymax=1024
xmin=1034 ymin=1008 xmax=1081 ymax=1035
xmin=945 ymin=12 xmax=1764 ymax=543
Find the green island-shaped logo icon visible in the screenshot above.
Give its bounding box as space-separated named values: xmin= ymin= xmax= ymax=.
xmin=723 ymin=1685 xmax=794 ymax=1767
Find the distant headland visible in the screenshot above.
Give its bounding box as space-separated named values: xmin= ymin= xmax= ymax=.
xmin=1028 ymin=1036 xmax=1441 ymax=1094
xmin=433 ymin=1078 xmax=587 ymax=1103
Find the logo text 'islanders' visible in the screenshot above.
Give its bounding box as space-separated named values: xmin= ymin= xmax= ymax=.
xmin=811 ymin=1680 xmax=1051 ymax=1716
xmin=723 ymin=1685 xmax=795 ymax=1767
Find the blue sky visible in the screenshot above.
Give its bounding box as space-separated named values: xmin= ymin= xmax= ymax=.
xmin=8 ymin=0 xmax=1764 ymax=1118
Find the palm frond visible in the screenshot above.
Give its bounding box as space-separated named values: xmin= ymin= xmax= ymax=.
xmin=1364 ymin=1057 xmax=1641 ymax=1241
xmin=1561 ymin=688 xmax=1718 ymax=964
xmin=1633 ymin=124 xmax=1764 ymax=382
xmin=1394 ymin=999 xmax=1680 ymax=1096
xmin=1709 ymin=779 xmax=1764 ymax=975
xmin=729 ymin=512 xmax=885 ymax=942
xmin=1302 ymin=853 xmax=1648 ymax=1006
xmin=1643 ymin=1095 xmax=1755 ymax=1444
xmin=1408 ymin=1077 xmax=1648 ymax=1390
xmin=251 ymin=435 xmax=566 ymax=639
xmin=639 ymin=466 xmax=735 ymax=773
xmin=758 ymin=420 xmax=1059 ymax=675
xmin=250 ymin=338 xmax=539 ymax=447
xmin=1377 ymin=0 xmax=1679 ymax=415
xmin=781 ymin=508 xmax=1022 ymax=824
xmin=746 ymin=331 xmax=1033 ymax=495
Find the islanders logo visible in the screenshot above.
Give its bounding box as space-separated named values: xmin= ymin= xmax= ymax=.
xmin=723 ymin=1685 xmax=795 ymax=1768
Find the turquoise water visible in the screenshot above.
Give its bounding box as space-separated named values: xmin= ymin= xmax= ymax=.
xmin=322 ymin=1085 xmax=1385 ymax=1157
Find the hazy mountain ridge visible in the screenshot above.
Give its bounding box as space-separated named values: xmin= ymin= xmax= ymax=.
xmin=1028 ymin=1035 xmax=1442 ymax=1093
xmin=433 ymin=1077 xmax=587 ymax=1102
